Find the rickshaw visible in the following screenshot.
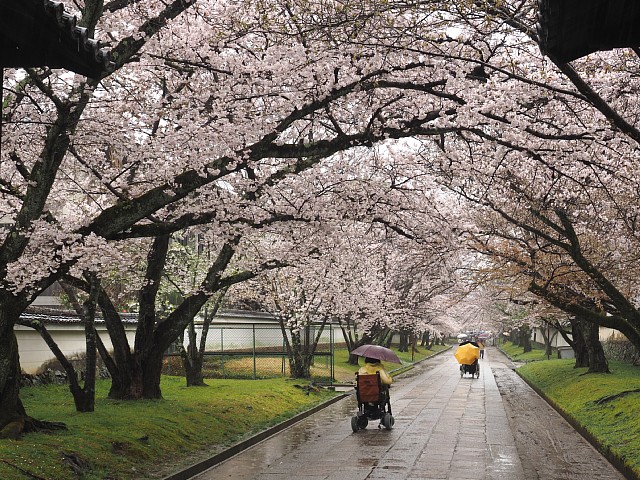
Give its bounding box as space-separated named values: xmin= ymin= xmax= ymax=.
xmin=455 ymin=341 xmax=480 ymax=379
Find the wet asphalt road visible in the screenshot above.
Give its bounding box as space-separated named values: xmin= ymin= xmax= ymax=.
xmin=189 ymin=347 xmax=625 ymax=480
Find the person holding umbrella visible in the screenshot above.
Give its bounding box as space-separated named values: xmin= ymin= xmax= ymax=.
xmin=350 ymin=345 xmax=400 ymax=431
xmin=351 ymin=344 xmax=401 ymax=387
xmin=358 ymin=357 xmax=393 ymax=386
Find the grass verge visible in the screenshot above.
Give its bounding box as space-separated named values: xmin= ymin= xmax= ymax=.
xmin=518 ymin=359 xmax=640 ymax=479
xmin=499 ymin=341 xmax=551 ymax=362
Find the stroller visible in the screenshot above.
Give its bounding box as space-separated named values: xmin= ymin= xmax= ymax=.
xmin=455 ymin=341 xmax=480 ymax=379
xmin=351 ymin=372 xmax=394 ymax=431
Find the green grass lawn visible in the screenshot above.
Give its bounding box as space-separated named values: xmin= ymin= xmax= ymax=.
xmin=499 ymin=341 xmax=551 ymax=362
xmin=518 ymin=359 xmax=640 ymax=477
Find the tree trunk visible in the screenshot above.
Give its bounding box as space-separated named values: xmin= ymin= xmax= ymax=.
xmin=521 ymin=326 xmax=532 ymax=353
xmin=539 ymin=325 xmax=552 ymax=357
xmin=383 ymin=329 xmax=393 ymax=348
xmin=340 ymin=317 xmax=383 ymax=365
xmin=571 ymin=318 xmax=590 ymax=368
xmin=580 ymin=320 xmax=610 ymax=373
xmin=181 ymin=318 xmax=206 ymax=387
xmin=59 ymin=276 xmax=100 ymax=412
xmin=0 ymin=327 xmax=24 ymax=438
xmin=184 ymin=357 xmax=206 ymax=386
xmin=421 ymin=331 xmax=430 ymax=348
xmin=142 ymin=350 xmax=164 ymax=398
xmin=348 ymin=353 xmax=361 ymax=366
xmin=0 ymin=304 xmax=66 ymax=437
xmin=108 ymin=356 xmax=144 ymax=399
xmin=287 ymin=329 xmax=313 ymax=378
xmin=512 ymin=329 xmax=521 ymax=346
xmin=181 ymin=290 xmax=227 ymax=387
xmin=398 ymin=331 xmax=409 ymax=352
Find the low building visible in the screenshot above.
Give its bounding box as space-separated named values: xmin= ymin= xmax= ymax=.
xmin=16 ymin=310 xmax=137 ymax=374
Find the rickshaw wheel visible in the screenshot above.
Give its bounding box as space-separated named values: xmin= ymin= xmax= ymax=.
xmin=459 ymin=366 xmax=463 ymax=377
xmin=382 ymin=413 xmax=394 ymax=430
xmin=351 ymin=416 xmax=359 ymax=432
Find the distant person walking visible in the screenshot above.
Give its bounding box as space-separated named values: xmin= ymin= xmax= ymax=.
xmin=478 ymin=340 xmax=485 ymax=359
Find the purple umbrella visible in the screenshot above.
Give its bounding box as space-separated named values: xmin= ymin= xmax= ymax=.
xmin=350 ymin=344 xmax=402 ymax=364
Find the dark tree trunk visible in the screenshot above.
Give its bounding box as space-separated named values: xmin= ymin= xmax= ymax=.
xmin=398 ymin=331 xmax=409 ymax=352
xmin=540 ymin=326 xmax=551 ymax=357
xmin=181 ymin=290 xmax=226 ymax=387
xmin=0 ymin=302 xmax=66 ymax=437
xmin=521 ymin=326 xmax=532 ymax=353
xmin=348 ymin=353 xmax=361 ymax=366
xmin=185 ymin=357 xmax=205 ymax=386
xmin=21 ymin=315 xmax=95 ymax=412
xmin=59 ymin=275 xmax=100 ymax=412
xmin=281 ymin=318 xmax=327 ymax=379
xmin=142 ymin=350 xmax=164 ymax=398
xmin=383 ymin=329 xmax=393 ymax=348
xmin=287 ymin=328 xmax=314 ymax=378
xmin=571 ymin=318 xmax=590 ymax=368
xmin=421 ymin=331 xmax=430 ymax=348
xmin=339 ymin=316 xmax=376 ymax=366
xmin=512 ymin=329 xmax=521 ymax=347
xmin=579 ymin=319 xmax=610 ymax=373
xmin=182 ymin=319 xmax=207 ymax=387
xmin=0 ymin=326 xmax=25 ymax=438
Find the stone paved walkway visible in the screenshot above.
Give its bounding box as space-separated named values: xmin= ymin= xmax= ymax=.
xmin=189 ymin=347 xmax=624 ymax=480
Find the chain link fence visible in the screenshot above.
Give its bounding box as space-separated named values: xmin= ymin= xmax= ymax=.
xmin=164 ymin=323 xmax=336 ymax=383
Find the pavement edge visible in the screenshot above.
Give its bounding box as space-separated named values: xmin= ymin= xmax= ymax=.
xmin=161 ymin=392 xmax=349 ymax=480
xmin=513 ymin=366 xmax=638 ymax=480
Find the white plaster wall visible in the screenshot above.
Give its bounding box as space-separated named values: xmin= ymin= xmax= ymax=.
xmin=15 ymin=324 xmax=136 ymax=374
xmin=531 ymin=325 xmax=626 ymax=347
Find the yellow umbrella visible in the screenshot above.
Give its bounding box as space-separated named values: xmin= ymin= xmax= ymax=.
xmin=454 ymin=343 xmax=480 ymax=365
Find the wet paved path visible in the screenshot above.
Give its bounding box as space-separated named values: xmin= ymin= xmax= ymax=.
xmin=191 ymin=347 xmax=624 ymax=480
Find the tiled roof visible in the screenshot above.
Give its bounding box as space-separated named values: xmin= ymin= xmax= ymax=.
xmin=0 ymin=0 xmax=114 ymax=78
xmin=537 ymin=0 xmax=640 ymax=63
xmin=20 ymin=310 xmax=138 ymax=325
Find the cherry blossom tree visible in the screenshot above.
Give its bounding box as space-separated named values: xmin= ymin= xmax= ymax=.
xmin=403 ymin=1 xmax=640 ymax=372
xmin=5 ymin=0 xmax=637 ymax=439
xmin=2 ymin=0 xmax=490 ymax=435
